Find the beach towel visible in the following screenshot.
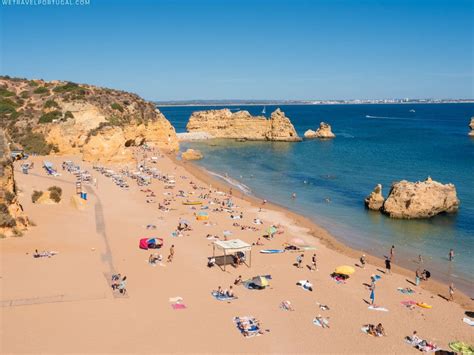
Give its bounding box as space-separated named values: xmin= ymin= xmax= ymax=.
xmin=330 ymin=275 xmax=346 ymax=284
xmin=171 ymin=303 xmax=186 ymax=310
xmin=211 ymin=291 xmax=237 ymax=301
xmin=368 ymin=305 xmax=388 ymax=312
xmin=313 ymin=317 xmax=329 ymax=328
xmin=397 ymin=287 xmax=415 ymax=294
xmin=449 ymin=341 xmax=474 ymax=354
xmin=233 ymin=316 xmax=262 ymax=338
xmin=405 ymin=336 xmax=440 ymax=353
xmin=463 ymin=317 xmax=474 ymax=326
xmin=260 ymin=249 xmax=285 ymax=254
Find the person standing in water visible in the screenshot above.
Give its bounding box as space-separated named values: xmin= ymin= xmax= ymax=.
xmin=291 ymin=192 xmax=296 ymax=199
xmin=390 ymin=245 xmax=395 ymax=261
xmin=449 ymin=249 xmax=455 ymax=261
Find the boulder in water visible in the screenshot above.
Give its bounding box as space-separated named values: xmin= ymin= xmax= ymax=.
xmin=181 ymin=148 xmax=203 ymax=161
xmin=382 ymin=177 xmax=459 ymax=219
xmin=315 ymin=122 xmax=335 ymax=138
xmin=364 ymin=184 xmax=385 ymax=211
xmin=469 ymin=117 xmax=474 ymax=137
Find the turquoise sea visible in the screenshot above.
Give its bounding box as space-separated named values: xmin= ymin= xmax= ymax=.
xmin=160 ymin=104 xmax=474 ymax=295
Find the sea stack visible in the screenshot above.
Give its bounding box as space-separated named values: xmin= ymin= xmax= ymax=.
xmin=185 ymin=108 xmax=301 ymax=142
xmin=304 ymin=122 xmax=335 ymax=139
xmin=364 ymin=184 xmax=385 ymax=211
xmin=381 ymin=177 xmax=459 ymax=219
xmin=469 ymin=117 xmax=474 ymax=137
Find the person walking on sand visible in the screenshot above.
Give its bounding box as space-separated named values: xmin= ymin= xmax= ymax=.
xmin=296 ymin=254 xmax=304 ymax=269
xmin=449 ymin=283 xmax=455 ymax=301
xmin=390 ymin=245 xmax=395 ymax=261
xmin=311 ymin=253 xmax=318 ymax=271
xmin=369 ymin=284 xmax=376 ymax=305
xmin=167 ymin=244 xmax=175 ymax=263
xmin=360 ymin=254 xmax=366 ymax=268
xmin=385 ymin=257 xmax=391 ymax=275
xmin=449 ymin=249 xmax=455 ymax=261
xmin=415 ymin=268 xmax=421 ymax=286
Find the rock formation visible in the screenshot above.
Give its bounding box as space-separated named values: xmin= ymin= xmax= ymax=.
xmin=181 ymin=148 xmax=203 ymax=160
xmin=314 ymin=122 xmax=335 ymax=138
xmin=0 ymin=130 xmax=29 ymax=237
xmin=469 ymin=117 xmax=474 ymax=137
xmin=381 ymin=177 xmax=459 ymax=219
xmin=304 ymin=129 xmax=317 ymax=139
xmin=0 ymin=76 xmax=179 ymax=163
xmin=186 ymin=108 xmax=301 ymax=142
xmin=364 ymin=184 xmax=385 ymax=211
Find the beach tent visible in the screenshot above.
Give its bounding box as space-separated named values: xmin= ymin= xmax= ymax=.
xmin=335 ymin=265 xmax=355 ymax=276
xmin=250 ymin=276 xmax=269 ymax=288
xmin=212 ymin=239 xmax=252 ymax=271
xmin=139 ymin=238 xmax=164 ymax=250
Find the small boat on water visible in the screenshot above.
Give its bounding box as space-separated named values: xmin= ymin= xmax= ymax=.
xmin=409 ymin=109 xmax=416 ymax=113
xmin=262 ymin=106 xmax=266 ymax=115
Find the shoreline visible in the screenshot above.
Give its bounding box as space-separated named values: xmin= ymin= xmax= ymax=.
xmin=171 ymin=154 xmax=474 ymax=309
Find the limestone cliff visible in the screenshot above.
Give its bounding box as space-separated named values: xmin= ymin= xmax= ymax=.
xmin=372 ymin=177 xmax=460 ymax=219
xmin=364 ymin=184 xmax=385 ymax=211
xmin=186 ymin=108 xmax=301 ymax=142
xmin=469 ymin=117 xmax=474 ymax=137
xmin=0 ymin=130 xmax=28 ymax=237
xmin=0 ymin=76 xmax=178 ymax=162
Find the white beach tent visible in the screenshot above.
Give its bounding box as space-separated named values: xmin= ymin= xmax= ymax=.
xmin=212 ymin=239 xmax=252 ymax=271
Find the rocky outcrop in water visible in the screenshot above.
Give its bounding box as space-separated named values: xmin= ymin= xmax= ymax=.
xmin=186 ymin=108 xmax=301 ymax=142
xmin=469 ymin=117 xmax=474 ymax=137
xmin=364 ymin=184 xmax=385 ymax=211
xmin=0 ymin=76 xmax=179 ymax=163
xmin=181 ymin=148 xmax=203 ymax=160
xmin=369 ymin=177 xmax=460 ymax=219
xmin=0 ymin=130 xmax=29 ymax=237
xmin=304 ymin=122 xmax=335 ymax=139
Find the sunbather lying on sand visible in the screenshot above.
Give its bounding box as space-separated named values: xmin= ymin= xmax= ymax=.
xmin=405 ymin=331 xmax=439 ymax=352
xmin=33 ymin=249 xmax=58 ymax=258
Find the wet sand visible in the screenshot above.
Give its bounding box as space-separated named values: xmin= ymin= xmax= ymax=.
xmin=1 ymin=153 xmax=472 ymax=353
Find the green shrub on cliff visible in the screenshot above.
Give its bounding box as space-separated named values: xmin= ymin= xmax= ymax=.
xmin=0 ymin=87 xmax=15 ymax=97
xmin=44 ymin=99 xmax=60 ymax=109
xmin=64 ymin=111 xmax=74 ymax=119
xmin=33 ymin=87 xmax=49 ymax=95
xmin=19 ymin=131 xmax=56 ymax=155
xmin=111 ymin=102 xmax=124 ymax=112
xmin=38 ymin=110 xmax=62 ymax=123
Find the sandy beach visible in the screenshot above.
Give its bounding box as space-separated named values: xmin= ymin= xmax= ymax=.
xmin=1 ymin=151 xmax=473 ymax=354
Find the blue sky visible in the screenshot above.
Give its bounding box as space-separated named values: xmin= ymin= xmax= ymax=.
xmin=1 ymin=0 xmax=472 ymax=100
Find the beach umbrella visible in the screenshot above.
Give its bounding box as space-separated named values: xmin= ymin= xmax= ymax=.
xmin=335 ymin=265 xmax=355 ymax=276
xmin=251 ymin=276 xmax=269 ymax=288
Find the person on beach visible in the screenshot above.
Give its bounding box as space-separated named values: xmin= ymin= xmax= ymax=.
xmin=296 ymin=254 xmax=304 ymax=268
xmin=117 ymin=276 xmax=127 ymax=294
xmin=234 ymin=275 xmax=242 ymax=285
xmin=385 ymin=258 xmax=391 ymax=275
xmin=449 ymin=249 xmax=454 ymax=261
xmin=311 ymin=253 xmax=318 ymax=271
xmin=415 ymin=268 xmax=421 ymax=286
xmin=448 ymin=283 xmax=455 ymax=301
xmin=360 ymin=254 xmax=366 ymax=268
xmin=418 ymin=254 xmax=423 ymax=264
xmin=375 ymin=323 xmax=386 ymax=337
xmin=369 ymin=284 xmax=375 ymax=305
xmin=226 ymin=285 xmax=234 ymax=297
xmin=292 ymin=192 xmax=296 ymax=199
xmin=167 ymin=245 xmax=175 ymax=263
xmin=390 ymin=245 xmax=395 ymax=260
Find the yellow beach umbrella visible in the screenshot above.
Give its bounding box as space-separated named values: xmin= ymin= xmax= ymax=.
xmin=251 ymin=276 xmax=269 ymax=288
xmin=335 ymin=265 xmax=355 ymax=276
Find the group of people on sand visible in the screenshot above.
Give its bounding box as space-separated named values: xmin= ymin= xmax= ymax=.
xmin=111 ymin=274 xmax=127 ymax=294
xmin=364 ymin=323 xmax=386 ymax=337
xmin=215 ymin=285 xmax=235 ymax=298
xmin=295 ymin=253 xmax=318 ymax=271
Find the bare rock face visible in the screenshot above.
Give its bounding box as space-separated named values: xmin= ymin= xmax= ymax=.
xmin=364 ymin=184 xmax=385 ymax=211
xmin=314 ymin=122 xmax=335 ymax=138
xmin=181 ymin=148 xmax=203 ymax=160
xmin=0 ymin=130 xmax=29 ymax=237
xmin=186 ymin=108 xmax=301 ymax=142
xmin=469 ymin=117 xmax=474 ymax=137
xmin=0 ymin=77 xmax=179 ymax=163
xmin=304 ymin=129 xmax=317 ymax=139
xmin=382 ymin=177 xmax=459 ymax=219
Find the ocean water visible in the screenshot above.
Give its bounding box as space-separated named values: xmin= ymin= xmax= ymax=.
xmin=160 ymin=104 xmax=474 ymax=295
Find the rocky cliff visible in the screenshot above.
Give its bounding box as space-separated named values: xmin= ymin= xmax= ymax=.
xmin=0 ymin=76 xmax=178 ymax=162
xmin=0 ymin=130 xmax=29 ymax=237
xmin=186 ymin=108 xmax=301 ymax=142
xmin=365 ymin=177 xmax=459 ymax=219
xmin=469 ymin=117 xmax=474 ymax=137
